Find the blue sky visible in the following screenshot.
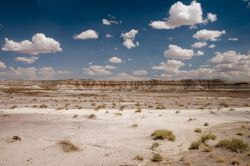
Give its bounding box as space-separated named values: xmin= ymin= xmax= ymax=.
xmin=0 ymin=0 xmax=250 ymax=80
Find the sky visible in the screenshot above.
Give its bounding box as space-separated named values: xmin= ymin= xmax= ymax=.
xmin=0 ymin=0 xmax=250 ymax=81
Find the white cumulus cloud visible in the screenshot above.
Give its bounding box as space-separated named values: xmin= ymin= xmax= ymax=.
xmin=109 ymin=57 xmax=122 ymax=63
xmin=152 ymin=60 xmax=185 ymax=74
xmin=83 ymin=65 xmax=115 ymax=75
xmin=164 ymin=44 xmax=194 ymax=60
xmin=105 ymin=34 xmax=113 ymax=38
xmin=121 ymin=29 xmax=139 ymax=49
xmin=192 ymin=42 xmax=207 ymax=48
xmin=132 ymin=70 xmax=148 ymax=76
xmin=102 ymin=19 xmax=119 ymax=25
xmin=209 ymin=44 xmax=216 ymax=48
xmin=228 ymin=38 xmax=239 ymax=41
xmin=149 ymin=1 xmax=215 ymax=29
xmin=0 ymin=61 xmax=6 ymax=69
xmin=15 ymin=57 xmax=38 ymax=64
xmin=1 ymin=33 xmax=62 ymax=55
xmin=195 ymin=50 xmax=204 ymax=56
xmin=74 ymin=29 xmax=99 ymax=40
xmin=207 ymin=13 xmax=217 ymax=22
xmin=193 ymin=29 xmax=226 ymax=41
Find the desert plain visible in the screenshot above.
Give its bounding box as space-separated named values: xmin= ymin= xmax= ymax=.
xmin=0 ymin=80 xmax=250 ymax=166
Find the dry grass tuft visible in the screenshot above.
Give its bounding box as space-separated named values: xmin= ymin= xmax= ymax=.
xmin=151 ymin=142 xmax=160 ymax=150
xmin=131 ymin=124 xmax=138 ymax=128
xmin=216 ymin=138 xmax=249 ymax=153
xmin=151 ymin=153 xmax=163 ymax=162
xmin=189 ymin=141 xmax=200 ymax=150
xmin=40 ymin=104 xmax=48 ymax=108
xmin=194 ymin=128 xmax=202 ymax=133
xmin=88 ymin=114 xmax=97 ymax=119
xmin=7 ymin=136 xmax=21 ymax=143
xmin=204 ymin=122 xmax=209 ymax=126
xmin=151 ymin=129 xmax=176 ymax=141
xmin=200 ymin=133 xmax=216 ymax=143
xmin=58 ymin=140 xmax=79 ymax=152
xmin=216 ymin=156 xmax=225 ymax=163
xmin=133 ymin=155 xmax=144 ymax=161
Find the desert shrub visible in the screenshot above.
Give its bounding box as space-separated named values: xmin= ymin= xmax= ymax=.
xmin=151 ymin=129 xmax=176 ymax=141
xmin=189 ymin=141 xmax=200 ymax=150
xmin=40 ymin=104 xmax=48 ymax=108
xmin=133 ymin=155 xmax=144 ymax=161
xmin=119 ymin=105 xmax=125 ymax=111
xmin=151 ymin=142 xmax=160 ymax=150
xmin=135 ymin=108 xmax=142 ymax=113
xmin=135 ymin=102 xmax=140 ymax=107
xmin=231 ymin=158 xmax=240 ymax=165
xmin=58 ymin=140 xmax=79 ymax=152
xmin=200 ymin=133 xmax=216 ymax=143
xmin=151 ymin=153 xmax=163 ymax=162
xmin=194 ymin=128 xmax=202 ymax=133
xmin=114 ymin=112 xmax=122 ymax=116
xmin=131 ymin=124 xmax=138 ymax=128
xmin=95 ymin=104 xmax=106 ymax=111
xmin=88 ymin=114 xmax=97 ymax=119
xmin=216 ymin=156 xmax=225 ymax=163
xmin=155 ymin=105 xmax=166 ymax=110
xmin=187 ymin=118 xmax=196 ymax=122
xmin=10 ymin=105 xmax=17 ymax=109
xmin=204 ymin=122 xmax=209 ymax=126
xmin=7 ymin=136 xmax=22 ymax=143
xmin=219 ymin=102 xmax=229 ymax=108
xmin=216 ymin=139 xmax=249 ymax=152
xmin=236 ymin=132 xmax=243 ymax=136
xmin=112 ymin=102 xmax=116 ymax=108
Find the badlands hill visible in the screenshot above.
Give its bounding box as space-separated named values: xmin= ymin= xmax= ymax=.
xmin=0 ymin=79 xmax=249 ymax=91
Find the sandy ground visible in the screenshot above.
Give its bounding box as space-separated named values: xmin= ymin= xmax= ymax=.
xmin=0 ymin=107 xmax=250 ymax=166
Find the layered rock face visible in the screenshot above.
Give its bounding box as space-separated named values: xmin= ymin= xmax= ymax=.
xmin=0 ymin=79 xmax=250 ymax=91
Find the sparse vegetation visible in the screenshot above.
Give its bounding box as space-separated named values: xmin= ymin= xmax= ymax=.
xmin=135 ymin=102 xmax=140 ymax=107
xmin=151 ymin=153 xmax=163 ymax=162
xmin=95 ymin=104 xmax=106 ymax=111
xmin=200 ymin=133 xmax=216 ymax=143
xmin=133 ymin=155 xmax=144 ymax=161
xmin=194 ymin=128 xmax=202 ymax=133
xmin=219 ymin=102 xmax=229 ymax=108
xmin=114 ymin=112 xmax=122 ymax=116
xmin=231 ymin=157 xmax=240 ymax=165
xmin=216 ymin=156 xmax=225 ymax=163
xmin=7 ymin=136 xmax=21 ymax=143
xmin=155 ymin=104 xmax=166 ymax=110
xmin=204 ymin=122 xmax=209 ymax=126
xmin=216 ymin=138 xmax=249 ymax=152
xmin=151 ymin=142 xmax=160 ymax=150
xmin=88 ymin=114 xmax=97 ymax=119
xmin=131 ymin=124 xmax=138 ymax=128
xmin=10 ymin=105 xmax=17 ymax=109
xmin=40 ymin=104 xmax=48 ymax=108
xmin=135 ymin=108 xmax=142 ymax=113
xmin=112 ymin=102 xmax=116 ymax=108
xmin=187 ymin=118 xmax=196 ymax=122
xmin=189 ymin=141 xmax=200 ymax=150
xmin=119 ymin=105 xmax=125 ymax=111
xmin=236 ymin=132 xmax=243 ymax=136
xmin=151 ymin=129 xmax=176 ymax=141
xmin=58 ymin=140 xmax=79 ymax=152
